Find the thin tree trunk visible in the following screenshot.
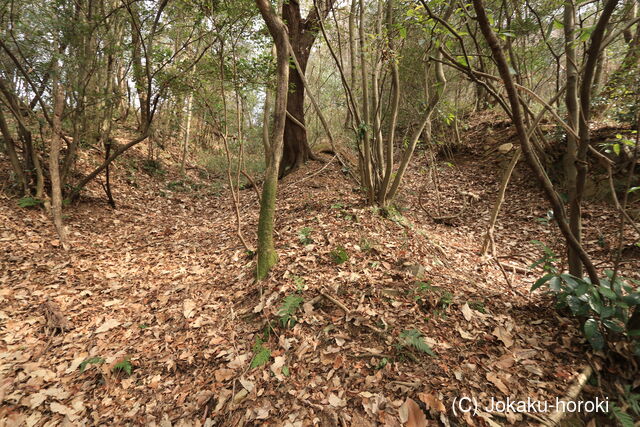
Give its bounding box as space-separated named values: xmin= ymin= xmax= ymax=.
xmin=255 ymin=0 xmax=289 ymax=280
xmin=563 ymin=0 xmax=582 ymax=276
xmin=49 ymin=67 xmax=69 ymax=250
xmin=472 ymin=0 xmax=601 ymax=285
xmin=180 ymin=92 xmax=193 ymax=173
xmin=481 ymin=149 xmax=521 ymax=255
xmin=0 ymin=108 xmax=27 ymax=194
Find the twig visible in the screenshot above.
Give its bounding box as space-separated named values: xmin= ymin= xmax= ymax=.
xmin=293 ymin=155 xmax=337 ymax=185
xmin=320 ymin=290 xmax=351 ymax=313
xmin=543 ymin=364 xmax=593 ymax=426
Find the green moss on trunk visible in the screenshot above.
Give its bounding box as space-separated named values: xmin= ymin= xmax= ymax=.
xmin=256 ymin=167 xmax=279 ymax=280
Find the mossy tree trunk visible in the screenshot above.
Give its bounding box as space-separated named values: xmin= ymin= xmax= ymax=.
xmin=255 ymin=0 xmax=289 ymax=280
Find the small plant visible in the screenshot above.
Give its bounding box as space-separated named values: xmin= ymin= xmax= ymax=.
xmin=141 ymin=159 xmax=165 ymax=176
xmin=293 ymin=276 xmax=305 ymax=291
xmin=112 ymin=357 xmax=133 ymax=376
xmin=250 ymin=338 xmax=271 ymax=369
xmin=438 ymin=290 xmax=454 ymax=309
xmin=412 ymin=281 xmax=432 ymax=302
xmin=359 ymin=237 xmax=373 ymax=252
xmin=298 ymin=227 xmax=314 ymax=245
xmin=530 ymin=240 xmax=559 ymax=272
xmin=609 ymin=403 xmax=634 ymax=427
xmin=469 ymin=300 xmax=487 ymax=313
xmin=278 ymin=294 xmax=304 ymax=328
xmin=398 ymin=329 xmax=436 ymax=357
xmin=79 ymin=357 xmax=106 ymax=372
xmin=167 ymin=180 xmax=190 ymax=192
xmin=17 ymin=197 xmax=43 ymax=208
xmin=329 ymin=246 xmax=349 ymax=265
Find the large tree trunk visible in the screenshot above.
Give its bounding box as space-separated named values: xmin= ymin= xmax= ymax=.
xmin=279 ymin=0 xmax=336 ymax=178
xmin=280 ymin=1 xmax=312 ymax=177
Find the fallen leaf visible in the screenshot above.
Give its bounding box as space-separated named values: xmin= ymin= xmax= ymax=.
xmin=399 ymin=398 xmax=428 ymax=427
xmin=50 ymin=401 xmax=75 ymax=417
xmin=418 ymin=392 xmax=446 ymax=413
xmin=461 ymin=303 xmax=473 ymax=321
xmin=492 ymin=326 xmax=513 ymax=348
xmin=95 ymin=318 xmax=120 ymax=334
xmin=183 ymin=299 xmax=197 ymax=319
xmin=486 ymin=372 xmax=510 ymax=395
xmin=214 ymin=368 xmax=234 ymax=382
xmin=328 ymin=393 xmax=346 ymax=407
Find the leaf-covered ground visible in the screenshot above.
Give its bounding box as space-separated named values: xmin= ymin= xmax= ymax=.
xmin=1 ymin=123 xmax=638 ymax=426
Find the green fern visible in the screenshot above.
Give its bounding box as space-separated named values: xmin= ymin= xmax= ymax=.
xmin=112 ymin=357 xmax=133 ymax=376
xmin=610 ymin=403 xmax=634 ymax=427
xmin=17 ymin=197 xmax=43 ymax=208
xmin=79 ymin=357 xmax=105 ymax=372
xmin=278 ymin=295 xmax=304 ymax=328
xmin=399 ymin=329 xmax=436 ymax=356
xmin=250 ymin=339 xmax=271 ymax=369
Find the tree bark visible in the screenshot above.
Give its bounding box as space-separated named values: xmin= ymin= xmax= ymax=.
xmin=563 ymin=0 xmax=582 ymax=277
xmin=0 ymin=108 xmax=27 ymax=194
xmin=279 ymin=0 xmax=336 ymax=177
xmin=50 ymin=67 xmax=69 ymax=250
xmin=255 ymin=0 xmax=289 ymax=280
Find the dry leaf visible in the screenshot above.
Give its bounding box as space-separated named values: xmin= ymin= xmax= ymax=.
xmin=486 ymin=372 xmax=510 ymax=395
xmin=460 ymin=303 xmax=473 ymax=322
xmin=418 ymin=392 xmax=446 ymax=413
xmin=213 ymin=368 xmax=234 ymax=382
xmin=492 ymin=326 xmax=513 ymax=348
xmin=95 ymin=318 xmax=120 ymax=334
xmin=50 ymin=401 xmax=75 ymax=417
xmin=183 ymin=299 xmax=197 ymax=319
xmin=399 ymin=398 xmax=428 ymax=427
xmin=328 ymin=393 xmax=346 ymax=407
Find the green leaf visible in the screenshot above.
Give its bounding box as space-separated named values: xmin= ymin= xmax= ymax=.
xmin=18 ymin=197 xmax=44 ymax=208
xmin=600 ymin=306 xmax=615 ymax=319
xmin=602 ymin=319 xmax=624 ymax=333
xmin=599 ymin=286 xmax=618 ymax=300
xmin=531 ymin=273 xmax=554 ymax=291
xmin=621 ymin=294 xmax=640 ymax=306
xmin=584 ymin=319 xmax=604 ymax=350
xmin=628 ymin=329 xmax=640 ymax=337
xmin=549 ymin=276 xmax=562 ymax=292
xmin=566 ymin=295 xmax=587 ymax=316
xmin=613 ymin=143 xmax=621 ymax=156
xmin=610 ymin=403 xmax=634 ymax=427
xmin=79 ymin=357 xmax=105 ymax=372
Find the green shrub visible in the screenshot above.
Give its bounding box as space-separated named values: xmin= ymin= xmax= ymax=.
xmin=531 ymin=243 xmax=640 ymax=355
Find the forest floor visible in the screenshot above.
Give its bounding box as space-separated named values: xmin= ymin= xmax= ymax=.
xmin=1 ymin=116 xmax=638 ymax=426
